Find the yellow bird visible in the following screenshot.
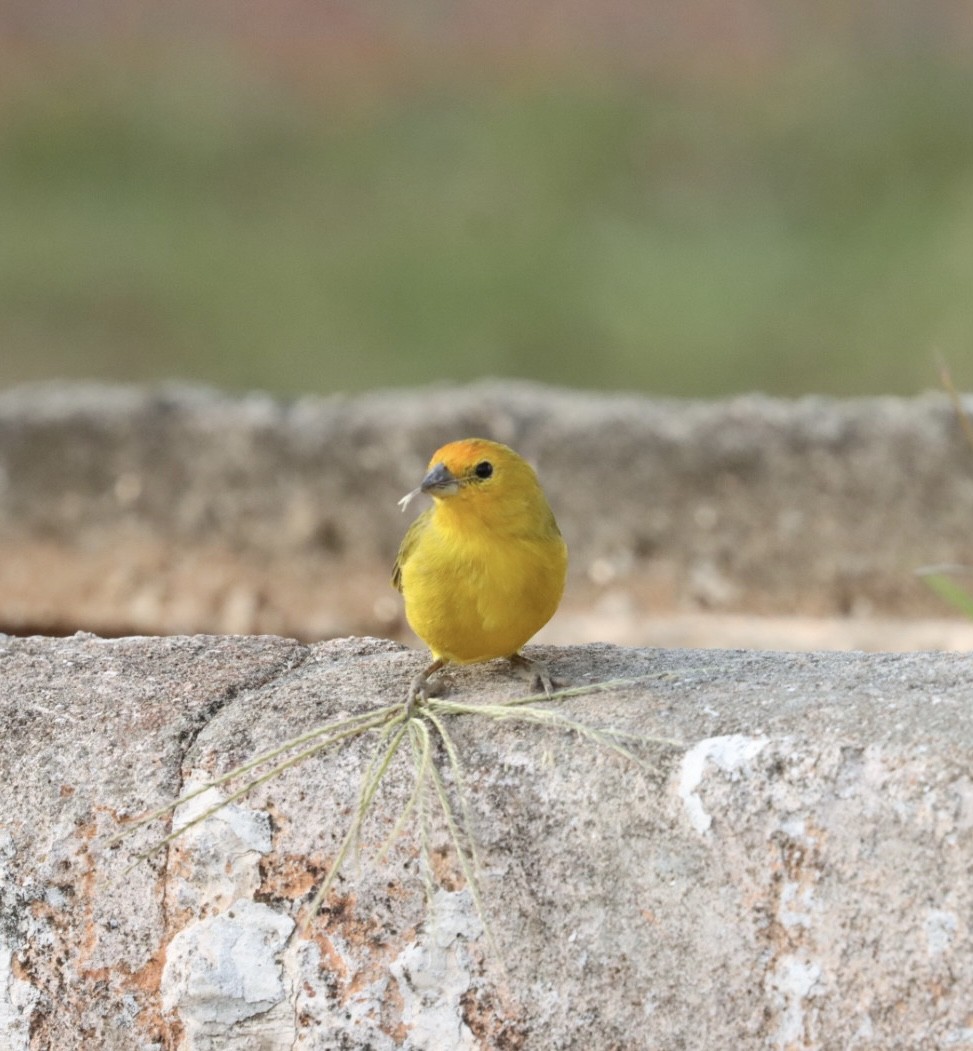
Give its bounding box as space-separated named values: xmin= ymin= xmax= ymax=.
xmin=393 ymin=438 xmax=568 ymax=704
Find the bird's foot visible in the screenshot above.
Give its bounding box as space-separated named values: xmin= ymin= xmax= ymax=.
xmin=507 ymin=652 xmax=560 ymax=697
xmin=405 ymin=658 xmax=447 ymax=717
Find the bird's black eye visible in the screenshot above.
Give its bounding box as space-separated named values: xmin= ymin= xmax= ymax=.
xmin=474 ymin=460 xmax=493 ymax=479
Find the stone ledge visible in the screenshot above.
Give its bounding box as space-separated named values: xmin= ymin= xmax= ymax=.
xmin=1 ymin=632 xmax=971 ymax=1050
xmin=2 ymin=381 xmax=973 ymax=640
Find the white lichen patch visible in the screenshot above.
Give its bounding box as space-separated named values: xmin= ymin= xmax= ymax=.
xmin=389 ymin=889 xmax=483 ymax=1051
xmin=161 ymin=899 xmax=294 ymax=1031
xmin=169 ymin=785 xmax=272 ymax=914
xmin=677 ymin=734 xmax=769 ymax=835
xmin=925 ymin=908 xmax=958 ymax=956
xmin=0 ymin=942 xmax=36 ymax=1051
xmin=767 ymin=954 xmax=822 ymax=1048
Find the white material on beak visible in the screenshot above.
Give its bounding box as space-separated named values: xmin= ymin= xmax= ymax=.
xmin=398 ymin=487 xmax=422 ymax=513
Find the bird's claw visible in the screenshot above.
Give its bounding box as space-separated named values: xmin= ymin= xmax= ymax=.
xmin=508 ymin=653 xmax=559 ymax=696
xmin=404 ymin=658 xmax=447 ymax=716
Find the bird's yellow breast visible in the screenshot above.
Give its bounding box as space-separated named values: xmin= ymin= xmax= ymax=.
xmin=399 ymin=499 xmax=567 ymax=664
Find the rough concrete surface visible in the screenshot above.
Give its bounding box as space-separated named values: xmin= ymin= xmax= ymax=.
xmin=2 ymin=631 xmax=972 ymax=1050
xmin=2 ymin=382 xmax=973 ymax=646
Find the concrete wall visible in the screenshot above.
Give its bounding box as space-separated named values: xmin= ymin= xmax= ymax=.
xmin=1 ymin=382 xmax=972 ymax=641
xmin=2 ymin=633 xmax=971 ymax=1049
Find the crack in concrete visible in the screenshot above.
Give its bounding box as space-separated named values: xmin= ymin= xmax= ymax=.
xmin=175 ymin=641 xmax=314 ymax=767
xmin=157 ymin=640 xmax=315 ymax=999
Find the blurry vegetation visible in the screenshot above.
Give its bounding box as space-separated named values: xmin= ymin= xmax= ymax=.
xmin=2 ymin=46 xmax=973 ymax=397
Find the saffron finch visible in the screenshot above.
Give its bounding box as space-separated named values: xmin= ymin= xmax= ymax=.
xmin=393 ymin=438 xmax=568 ymax=704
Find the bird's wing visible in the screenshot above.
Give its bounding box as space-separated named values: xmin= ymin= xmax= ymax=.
xmin=391 ymin=507 xmax=433 ymax=593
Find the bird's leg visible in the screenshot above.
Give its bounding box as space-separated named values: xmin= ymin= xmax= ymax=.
xmin=405 ymin=657 xmax=446 ymax=716
xmin=507 ymin=652 xmax=556 ymax=696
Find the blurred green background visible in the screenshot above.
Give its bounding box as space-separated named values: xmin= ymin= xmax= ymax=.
xmin=2 ymin=3 xmax=973 ymax=398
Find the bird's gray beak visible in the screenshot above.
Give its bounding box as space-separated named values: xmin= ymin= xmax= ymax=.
xmin=420 ymin=462 xmax=459 ymax=495
xmin=398 ymin=461 xmax=460 ymax=513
